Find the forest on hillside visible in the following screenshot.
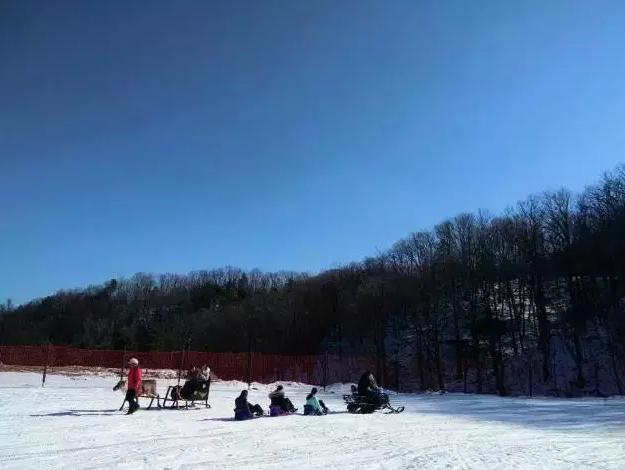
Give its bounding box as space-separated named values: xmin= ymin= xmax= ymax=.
xmin=1 ymin=165 xmax=625 ymax=396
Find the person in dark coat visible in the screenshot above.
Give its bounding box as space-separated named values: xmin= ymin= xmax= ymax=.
xmin=178 ymin=366 xmax=199 ymax=399
xmin=268 ymin=385 xmax=297 ymax=413
xmin=173 ymin=366 xmax=210 ymax=400
xmin=235 ymin=390 xmax=263 ymax=417
xmin=358 ymin=370 xmax=378 ymax=395
xmin=357 ymin=370 xmax=386 ymax=407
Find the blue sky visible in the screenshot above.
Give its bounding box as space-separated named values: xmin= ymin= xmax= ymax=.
xmin=1 ymin=0 xmax=625 ymax=305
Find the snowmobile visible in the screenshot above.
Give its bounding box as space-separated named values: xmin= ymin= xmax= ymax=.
xmin=342 ymin=384 xmax=405 ymax=414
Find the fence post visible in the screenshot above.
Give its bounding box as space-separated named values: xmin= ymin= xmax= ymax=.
xmin=177 ymin=340 xmax=189 ymax=387
xmin=528 ymin=363 xmax=533 ymax=398
xmin=119 ymin=347 xmax=127 ymax=381
xmin=595 ymin=363 xmax=600 ymax=397
xmin=42 ymin=342 xmax=51 ymax=387
xmin=247 ymin=350 xmax=252 ymax=389
xmin=323 ymin=351 xmax=328 ymax=391
xmin=395 ymin=360 xmax=400 ymax=393
xmin=462 ymin=358 xmax=468 ymax=393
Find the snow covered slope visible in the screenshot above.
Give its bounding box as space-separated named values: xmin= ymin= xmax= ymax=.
xmin=1 ymin=372 xmax=624 ymax=469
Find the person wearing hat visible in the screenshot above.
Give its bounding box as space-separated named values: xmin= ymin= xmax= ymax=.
xmin=268 ymin=385 xmax=296 ymax=413
xmin=305 ymin=387 xmax=329 ymax=415
xmin=125 ymin=358 xmax=142 ymax=414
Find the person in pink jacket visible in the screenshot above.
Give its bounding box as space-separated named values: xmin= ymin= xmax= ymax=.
xmin=126 ymin=358 xmax=142 ymax=414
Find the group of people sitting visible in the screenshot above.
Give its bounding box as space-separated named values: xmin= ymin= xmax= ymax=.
xmin=233 ymin=370 xmax=386 ymax=420
xmin=171 ymin=364 xmax=211 ymax=401
xmin=124 ymin=358 xmax=384 ymax=419
xmin=234 ymin=384 xmax=329 ymax=420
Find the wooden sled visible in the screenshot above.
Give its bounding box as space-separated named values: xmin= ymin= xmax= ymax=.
xmin=115 ymin=379 xmax=161 ymax=411
xmin=160 ymin=379 xmax=211 ymax=410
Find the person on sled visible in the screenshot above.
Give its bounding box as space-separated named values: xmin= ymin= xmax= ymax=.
xmin=198 ymin=364 xmax=210 ymax=381
xmin=268 ymin=385 xmax=297 ymax=413
xmin=234 ymin=390 xmax=264 ymax=419
xmin=357 ymin=370 xmax=388 ymax=408
xmin=125 ymin=358 xmax=142 ymax=414
xmin=174 ymin=365 xmax=209 ymax=400
xmin=304 ymin=387 xmax=329 ymax=415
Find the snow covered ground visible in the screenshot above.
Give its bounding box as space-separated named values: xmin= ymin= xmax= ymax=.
xmin=1 ymin=372 xmax=624 ymax=470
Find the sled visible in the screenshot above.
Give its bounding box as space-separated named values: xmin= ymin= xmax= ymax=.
xmin=303 ymin=404 xmax=327 ymax=416
xmin=114 ymin=379 xmax=161 ymax=411
xmin=269 ymin=405 xmax=296 ymax=417
xmin=160 ymin=379 xmax=211 ymax=410
xmin=342 ymin=385 xmax=405 ymax=414
xmin=233 ymin=408 xmax=265 ymax=420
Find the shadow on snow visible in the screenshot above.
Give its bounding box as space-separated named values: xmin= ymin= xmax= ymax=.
xmin=30 ymin=408 xmax=120 ymax=417
xmin=408 ymin=393 xmax=625 ymax=432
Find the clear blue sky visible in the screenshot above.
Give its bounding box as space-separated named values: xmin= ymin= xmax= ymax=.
xmin=1 ymin=1 xmax=624 ymax=305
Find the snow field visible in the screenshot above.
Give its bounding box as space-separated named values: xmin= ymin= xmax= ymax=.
xmin=0 ymin=372 xmax=624 ymax=470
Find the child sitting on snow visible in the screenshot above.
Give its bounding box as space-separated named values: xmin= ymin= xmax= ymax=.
xmin=304 ymin=387 xmax=329 ymax=415
xmin=234 ymin=390 xmax=263 ymax=419
xmin=268 ymin=385 xmax=297 ymax=413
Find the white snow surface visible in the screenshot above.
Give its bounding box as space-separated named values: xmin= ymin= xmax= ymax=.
xmin=1 ymin=372 xmax=624 ymax=470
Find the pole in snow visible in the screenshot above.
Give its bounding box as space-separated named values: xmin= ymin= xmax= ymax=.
xmin=42 ymin=342 xmax=51 ymax=387
xmin=323 ymin=350 xmax=328 ymax=392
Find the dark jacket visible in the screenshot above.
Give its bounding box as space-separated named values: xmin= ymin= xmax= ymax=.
xmin=268 ymin=389 xmax=285 ymax=406
xmin=235 ymin=394 xmax=251 ymax=412
xmin=358 ymin=372 xmax=378 ymax=396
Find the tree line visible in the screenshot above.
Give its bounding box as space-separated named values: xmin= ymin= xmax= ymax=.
xmin=1 ymin=165 xmax=625 ymax=395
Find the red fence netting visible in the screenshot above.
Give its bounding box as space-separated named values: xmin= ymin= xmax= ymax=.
xmin=0 ymin=345 xmax=382 ymax=386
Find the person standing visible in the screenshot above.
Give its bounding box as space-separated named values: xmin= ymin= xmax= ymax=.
xmin=126 ymin=358 xmax=142 ymax=414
